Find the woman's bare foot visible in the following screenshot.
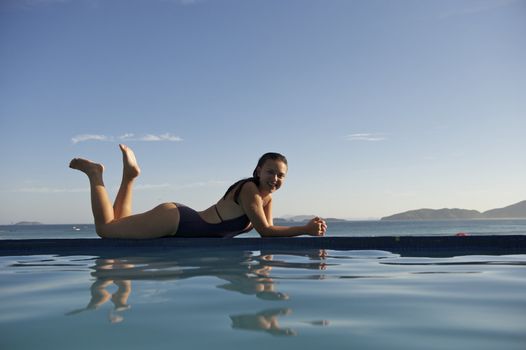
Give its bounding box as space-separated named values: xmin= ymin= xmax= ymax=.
xmin=119 ymin=144 xmax=141 ymax=180
xmin=69 ymin=158 xmax=104 ymax=177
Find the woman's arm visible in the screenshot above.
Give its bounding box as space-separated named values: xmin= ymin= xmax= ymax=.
xmin=264 ymin=197 xmax=273 ymax=226
xmin=239 ymin=183 xmax=326 ymax=237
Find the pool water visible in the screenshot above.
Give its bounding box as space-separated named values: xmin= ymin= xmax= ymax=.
xmin=1 ymin=248 xmax=525 ymax=350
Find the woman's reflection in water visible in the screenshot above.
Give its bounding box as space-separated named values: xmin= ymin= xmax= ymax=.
xmin=66 ymin=249 xmax=328 ymax=330
xmin=218 ymin=254 xmax=289 ymax=301
xmin=65 ymin=259 xmax=132 ymax=323
xmin=230 ymin=308 xmax=296 ymax=336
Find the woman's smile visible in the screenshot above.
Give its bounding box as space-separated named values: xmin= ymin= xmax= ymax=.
xmin=257 ymin=159 xmax=287 ymax=194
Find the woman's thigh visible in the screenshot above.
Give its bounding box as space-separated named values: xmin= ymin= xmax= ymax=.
xmin=98 ymin=203 xmax=180 ymax=239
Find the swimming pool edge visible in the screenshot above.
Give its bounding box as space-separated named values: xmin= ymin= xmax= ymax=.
xmin=1 ymin=235 xmax=525 ymax=257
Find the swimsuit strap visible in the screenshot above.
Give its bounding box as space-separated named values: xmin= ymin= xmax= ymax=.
xmin=214 ymin=205 xmax=224 ymax=222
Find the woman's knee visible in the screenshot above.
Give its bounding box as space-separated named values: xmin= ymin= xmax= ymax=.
xmin=95 ymin=224 xmax=114 ymax=238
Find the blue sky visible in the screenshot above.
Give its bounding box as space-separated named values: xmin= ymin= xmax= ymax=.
xmin=1 ymin=0 xmax=525 ymax=224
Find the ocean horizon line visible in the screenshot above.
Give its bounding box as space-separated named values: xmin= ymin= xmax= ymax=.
xmin=5 ymin=217 xmax=526 ymax=227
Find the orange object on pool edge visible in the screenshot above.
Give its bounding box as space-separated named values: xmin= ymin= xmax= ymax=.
xmin=455 ymin=232 xmax=468 ymax=237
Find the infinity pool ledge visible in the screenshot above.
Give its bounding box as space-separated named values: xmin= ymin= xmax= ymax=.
xmin=1 ymin=235 xmax=525 ymax=257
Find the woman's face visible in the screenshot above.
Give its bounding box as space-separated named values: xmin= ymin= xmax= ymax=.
xmin=256 ymin=159 xmax=288 ymax=194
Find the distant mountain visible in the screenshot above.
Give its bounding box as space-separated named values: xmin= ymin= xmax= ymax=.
xmin=381 ymin=209 xmax=482 ymax=221
xmin=482 ymin=200 xmax=526 ymax=218
xmin=14 ymin=221 xmax=43 ymax=225
xmin=279 ymin=215 xmax=317 ymax=223
xmin=275 ymin=216 xmax=349 ymax=224
xmin=381 ymin=200 xmax=526 ymax=221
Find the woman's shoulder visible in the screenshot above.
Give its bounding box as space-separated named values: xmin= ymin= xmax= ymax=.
xmin=223 ymin=178 xmax=259 ymax=203
xmin=235 ymin=179 xmax=260 ymax=200
xmin=239 ymin=179 xmax=258 ymax=191
xmin=238 ymin=181 xmax=272 ymax=205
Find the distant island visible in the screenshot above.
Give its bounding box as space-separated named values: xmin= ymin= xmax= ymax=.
xmin=274 ymin=216 xmax=349 ymax=224
xmin=381 ymin=200 xmax=526 ymax=221
xmin=14 ymin=221 xmax=43 ymax=225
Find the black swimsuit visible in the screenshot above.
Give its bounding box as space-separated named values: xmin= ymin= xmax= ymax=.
xmin=174 ymin=203 xmax=252 ymax=238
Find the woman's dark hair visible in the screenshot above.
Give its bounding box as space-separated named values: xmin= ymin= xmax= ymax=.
xmin=223 ymin=152 xmax=288 ymax=203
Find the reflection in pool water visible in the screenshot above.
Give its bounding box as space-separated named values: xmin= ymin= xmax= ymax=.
xmin=63 ymin=250 xmax=328 ymax=333
xmin=1 ymin=249 xmax=525 ymax=349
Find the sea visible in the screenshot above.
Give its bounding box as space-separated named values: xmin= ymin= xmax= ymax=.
xmin=1 ymin=220 xmax=525 ymax=349
xmin=1 ymin=219 xmax=526 ymax=239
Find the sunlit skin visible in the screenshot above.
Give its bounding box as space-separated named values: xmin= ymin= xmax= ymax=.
xmin=237 ymin=159 xmax=327 ymax=238
xmin=256 ymin=159 xmax=287 ymax=196
xmin=70 ymin=144 xmax=328 ymax=239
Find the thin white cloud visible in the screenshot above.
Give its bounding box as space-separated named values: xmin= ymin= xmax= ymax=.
xmin=125 ymin=133 xmax=183 ymax=142
xmin=175 ymin=180 xmax=228 ymax=190
xmin=71 ymin=134 xmax=112 ymax=144
xmin=134 ymin=183 xmax=172 ymax=191
xmin=137 ymin=180 xmax=228 ymax=191
xmin=119 ymin=133 xmax=135 ymax=140
xmin=13 ymin=180 xmax=226 ymax=194
xmin=346 ymin=133 xmax=386 ymax=142
xmin=72 ymin=133 xmax=183 ymax=144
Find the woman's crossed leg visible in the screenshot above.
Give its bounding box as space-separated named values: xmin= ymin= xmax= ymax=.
xmin=69 ymin=144 xmax=179 ymax=239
